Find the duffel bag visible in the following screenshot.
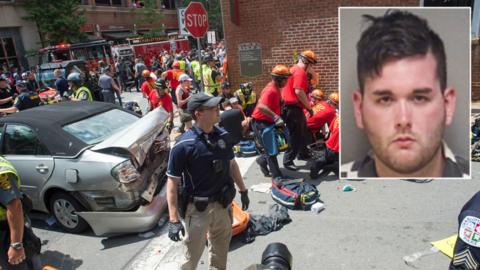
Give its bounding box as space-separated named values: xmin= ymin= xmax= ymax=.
xmin=271 ymin=178 xmax=319 ymax=210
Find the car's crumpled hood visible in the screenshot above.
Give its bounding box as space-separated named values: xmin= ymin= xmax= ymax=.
xmin=91 ymin=108 xmax=169 ymax=168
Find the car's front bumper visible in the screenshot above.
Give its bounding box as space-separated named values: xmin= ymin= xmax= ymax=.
xmin=76 ymin=184 xmax=167 ymax=236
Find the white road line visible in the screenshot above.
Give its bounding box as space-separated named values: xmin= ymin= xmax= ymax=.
xmin=124 ymin=156 xmax=257 ymax=270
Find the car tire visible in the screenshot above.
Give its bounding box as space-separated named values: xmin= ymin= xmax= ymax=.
xmin=49 ymin=192 xmax=89 ymax=233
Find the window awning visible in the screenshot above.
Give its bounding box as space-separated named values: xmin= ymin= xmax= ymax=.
xmin=102 ymin=31 xmax=137 ymax=40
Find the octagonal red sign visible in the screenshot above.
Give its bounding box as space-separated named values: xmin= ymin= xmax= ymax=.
xmin=184 ymin=2 xmax=209 ymax=38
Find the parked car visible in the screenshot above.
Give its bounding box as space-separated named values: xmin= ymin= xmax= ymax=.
xmin=0 ymin=101 xmax=170 ymax=235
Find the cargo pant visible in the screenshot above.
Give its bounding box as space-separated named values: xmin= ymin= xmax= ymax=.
xmin=181 ymin=202 xmax=232 ymax=270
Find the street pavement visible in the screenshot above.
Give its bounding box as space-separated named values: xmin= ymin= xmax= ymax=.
xmin=30 ymin=92 xmax=480 ymax=270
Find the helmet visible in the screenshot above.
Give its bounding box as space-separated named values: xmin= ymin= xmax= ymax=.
xmin=142 ymin=69 xmax=151 ymax=78
xmin=67 ymin=72 xmax=82 ymax=83
xmin=240 ymin=82 xmax=253 ymax=92
xmin=311 ymin=89 xmax=324 ymax=100
xmin=328 ymin=92 xmax=339 ymax=104
xmin=0 ymin=75 xmax=7 ymax=82
xmin=300 ymin=50 xmax=317 ymax=64
xmin=175 ymin=55 xmax=182 ymax=61
xmin=15 ymin=80 xmax=27 ymax=88
xmin=155 ymin=78 xmax=167 ymax=89
xmin=172 ymin=61 xmax=180 ymax=68
xmin=221 ymin=81 xmax=230 ymax=89
xmin=271 ymin=65 xmax=291 ymax=77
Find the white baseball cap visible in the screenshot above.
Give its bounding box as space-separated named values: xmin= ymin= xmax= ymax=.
xmin=179 ymin=74 xmax=193 ymax=82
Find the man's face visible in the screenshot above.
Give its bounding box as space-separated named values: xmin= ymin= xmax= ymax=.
xmin=0 ymin=81 xmax=7 ymax=88
xmin=181 ymin=80 xmax=191 ymax=89
xmin=197 ymin=106 xmax=220 ymax=125
xmin=352 ymin=52 xmax=456 ymax=175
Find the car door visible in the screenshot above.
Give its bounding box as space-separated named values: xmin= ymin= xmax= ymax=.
xmin=2 ymin=123 xmax=54 ymax=206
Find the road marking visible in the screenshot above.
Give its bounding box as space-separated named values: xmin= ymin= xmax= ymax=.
xmin=123 ymin=156 xmax=256 ymax=270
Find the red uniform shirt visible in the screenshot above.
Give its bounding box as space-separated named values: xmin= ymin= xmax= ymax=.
xmin=176 ymin=85 xmax=190 ymax=110
xmin=306 ymin=101 xmax=336 ymax=134
xmin=149 ymin=90 xmax=173 ymax=112
xmin=325 ymin=115 xmax=339 ymax=153
xmin=165 ymin=69 xmax=184 ymax=91
xmin=252 ymin=82 xmax=282 ymax=123
xmin=281 ymin=65 xmax=308 ymax=108
xmin=141 ymin=78 xmax=155 ymax=97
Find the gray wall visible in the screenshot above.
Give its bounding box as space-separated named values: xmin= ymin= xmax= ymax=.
xmin=340 ymin=8 xmax=470 ymax=164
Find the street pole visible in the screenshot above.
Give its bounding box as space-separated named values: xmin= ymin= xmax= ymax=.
xmin=197 ymin=37 xmax=204 ymax=92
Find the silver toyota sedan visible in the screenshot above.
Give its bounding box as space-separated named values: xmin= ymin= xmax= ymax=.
xmin=0 ymin=101 xmax=170 ymax=236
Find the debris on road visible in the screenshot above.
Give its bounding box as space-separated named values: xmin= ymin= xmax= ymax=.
xmin=250 ymin=183 xmax=271 ymax=193
xmin=342 ymin=184 xmax=354 ymax=192
xmin=402 ymin=246 xmax=439 ymax=267
xmin=46 ymin=216 xmax=56 ymax=226
xmin=311 ymin=202 xmax=325 ymax=214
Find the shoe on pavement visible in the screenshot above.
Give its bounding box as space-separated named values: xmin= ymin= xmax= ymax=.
xmin=284 ymin=162 xmax=299 ymax=171
xmin=256 ymin=157 xmax=270 ymax=177
xmin=310 ymin=162 xmax=321 ymax=179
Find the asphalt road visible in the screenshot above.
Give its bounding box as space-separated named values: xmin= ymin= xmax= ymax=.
xmin=29 ymin=93 xmax=480 ymax=270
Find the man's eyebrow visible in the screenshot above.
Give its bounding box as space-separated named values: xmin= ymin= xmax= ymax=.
xmin=412 ymin=88 xmax=433 ymax=94
xmin=371 ymin=89 xmax=392 ymax=96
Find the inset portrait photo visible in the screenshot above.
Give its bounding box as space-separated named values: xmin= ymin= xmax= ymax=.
xmin=339 ymin=7 xmax=470 ymax=179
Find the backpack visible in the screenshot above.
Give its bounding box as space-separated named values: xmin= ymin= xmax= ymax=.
xmin=271 ymin=178 xmax=319 ymax=210
xmin=234 ymin=140 xmax=258 ymax=157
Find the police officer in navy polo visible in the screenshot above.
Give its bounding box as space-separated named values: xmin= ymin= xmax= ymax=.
xmin=0 ymin=81 xmax=41 ymax=114
xmin=451 ymin=191 xmax=480 ymax=269
xmin=166 ymin=92 xmax=250 ymax=270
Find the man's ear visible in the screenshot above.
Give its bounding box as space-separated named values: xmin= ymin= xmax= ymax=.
xmin=352 ymin=89 xmax=364 ymax=129
xmin=443 ymin=86 xmax=456 ymax=126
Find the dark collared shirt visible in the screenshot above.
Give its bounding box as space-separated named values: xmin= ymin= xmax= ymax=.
xmin=341 ymin=142 xmax=469 ymax=178
xmin=167 ymin=125 xmax=235 ymax=197
xmin=450 ymin=192 xmax=480 ymax=269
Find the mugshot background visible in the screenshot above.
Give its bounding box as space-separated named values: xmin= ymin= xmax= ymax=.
xmin=339 ymin=8 xmax=471 ymax=168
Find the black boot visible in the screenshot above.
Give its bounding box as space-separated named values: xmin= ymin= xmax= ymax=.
xmin=310 ymin=160 xmax=323 ymax=179
xmin=256 ymin=156 xmax=270 ymax=177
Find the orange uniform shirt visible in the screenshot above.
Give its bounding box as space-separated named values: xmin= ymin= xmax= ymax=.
xmin=325 ymin=115 xmax=339 ymax=153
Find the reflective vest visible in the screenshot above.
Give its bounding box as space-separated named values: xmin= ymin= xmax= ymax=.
xmin=203 ymin=67 xmax=220 ymax=96
xmin=235 ymin=89 xmax=256 ymax=111
xmin=191 ymin=60 xmax=201 ymax=81
xmin=73 ymin=86 xmax=93 ymax=101
xmin=179 ymin=60 xmax=186 ymax=72
xmin=0 ymin=157 xmax=20 ymax=221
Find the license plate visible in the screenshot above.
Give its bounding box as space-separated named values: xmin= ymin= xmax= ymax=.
xmin=141 ymin=176 xmax=158 ymax=202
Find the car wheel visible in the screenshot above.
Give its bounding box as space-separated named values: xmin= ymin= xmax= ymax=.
xmin=49 ymin=192 xmax=89 ymax=233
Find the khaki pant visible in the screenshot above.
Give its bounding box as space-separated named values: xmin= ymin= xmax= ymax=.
xmin=181 ymin=202 xmax=232 ymax=270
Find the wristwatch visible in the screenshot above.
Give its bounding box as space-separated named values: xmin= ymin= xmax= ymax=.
xmin=10 ymin=242 xmax=23 ymax=250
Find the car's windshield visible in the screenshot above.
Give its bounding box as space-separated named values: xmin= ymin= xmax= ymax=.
xmin=62 ymin=109 xmax=139 ymax=145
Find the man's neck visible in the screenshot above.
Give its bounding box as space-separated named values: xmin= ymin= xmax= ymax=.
xmin=196 ymin=121 xmax=214 ymax=134
xmin=374 ymin=146 xmax=445 ymax=178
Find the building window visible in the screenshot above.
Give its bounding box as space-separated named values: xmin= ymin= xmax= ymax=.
xmin=79 ymin=0 xmax=89 ymax=5
xmin=162 ymin=0 xmax=175 ymax=9
xmin=0 ymin=37 xmax=19 ymax=71
xmin=95 ymin=0 xmax=123 ymax=6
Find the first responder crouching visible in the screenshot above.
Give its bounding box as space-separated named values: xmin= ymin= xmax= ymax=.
xmin=166 ymin=93 xmax=250 ymax=270
xmin=0 ymin=156 xmax=40 ymax=270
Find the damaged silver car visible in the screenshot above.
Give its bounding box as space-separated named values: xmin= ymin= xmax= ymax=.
xmin=0 ymin=101 xmax=170 ymax=235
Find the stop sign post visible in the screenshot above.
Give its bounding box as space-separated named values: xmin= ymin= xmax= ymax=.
xmin=184 ymin=2 xmax=209 ymax=91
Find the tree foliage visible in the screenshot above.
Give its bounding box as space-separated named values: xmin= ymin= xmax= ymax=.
xmin=135 ymin=0 xmax=165 ymax=38
xmin=23 ymin=0 xmax=87 ymax=46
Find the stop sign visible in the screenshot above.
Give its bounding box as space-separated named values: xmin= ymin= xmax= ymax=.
xmin=184 ymin=2 xmax=209 ymax=38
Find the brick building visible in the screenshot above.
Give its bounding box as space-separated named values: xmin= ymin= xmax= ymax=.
xmin=220 ymin=0 xmax=480 ymax=101
xmin=0 ymin=0 xmax=180 ymax=70
xmin=79 ymin=0 xmax=179 ymax=41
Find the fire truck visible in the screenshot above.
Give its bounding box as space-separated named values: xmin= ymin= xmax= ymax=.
xmin=38 ymin=39 xmax=114 ymax=72
xmin=112 ymin=35 xmax=190 ymax=67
